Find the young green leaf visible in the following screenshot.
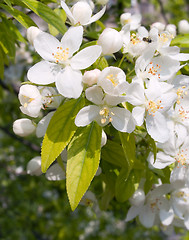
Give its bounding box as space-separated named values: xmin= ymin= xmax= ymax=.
xmin=119 ymin=132 xmax=136 ymax=171
xmin=67 ymin=122 xmax=102 ymax=211
xmin=48 ymin=8 xmax=66 ymax=36
xmin=21 ymin=0 xmax=67 ymax=34
xmin=0 ymin=3 xmax=37 ymax=28
xmin=41 ymin=97 xmax=84 ymax=173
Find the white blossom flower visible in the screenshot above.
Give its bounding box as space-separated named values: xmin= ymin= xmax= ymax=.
xmin=127 ymin=79 xmax=177 ymax=142
xmin=75 ymin=85 xmax=135 ymax=132
xmin=97 ymin=66 xmax=129 ymax=96
xmin=120 ymin=13 xmax=142 ymax=30
xmin=27 ymin=26 xmax=102 ymax=98
xmin=178 ymin=20 xmax=189 ymax=34
xmin=27 ymin=156 xmax=42 ymax=176
xmin=151 ymin=22 xmax=165 ymax=33
xmin=27 ymin=26 xmax=42 ymax=45
xmin=13 ymin=118 xmax=36 ymax=137
xmin=166 ymin=24 xmax=177 ymax=37
xmin=171 ymin=187 xmax=189 ymax=229
xmin=82 ymin=69 xmax=101 ymax=86
xmin=97 ymin=28 xmax=123 ymax=55
xmin=39 ymin=87 xmax=63 ymax=109
xmin=61 ymin=0 xmax=106 ymax=26
xmin=126 ymin=184 xmax=173 ymax=228
xmin=18 ymin=85 xmax=42 ymax=118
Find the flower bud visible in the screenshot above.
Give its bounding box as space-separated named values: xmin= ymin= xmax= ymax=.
xmin=151 ymin=22 xmax=165 ymax=33
xmin=129 ymin=189 xmax=145 ymax=206
xmin=27 ymin=26 xmax=42 ymax=45
xmin=178 ymin=20 xmax=189 ymax=34
xmin=101 ymin=129 xmax=107 ymax=147
xmin=13 ymin=118 xmax=36 ymax=137
xmin=166 ymin=24 xmax=176 ymax=37
xmin=83 ymin=69 xmax=101 ymax=86
xmin=97 ymin=28 xmax=123 ymax=55
xmin=71 ymin=1 xmax=92 ymax=25
xmin=27 ymin=156 xmax=42 ymax=176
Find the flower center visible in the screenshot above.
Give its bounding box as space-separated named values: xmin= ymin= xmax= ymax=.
xmin=175 ymin=148 xmax=189 ymax=166
xmin=130 ymin=33 xmax=141 ymax=45
xmin=23 ymin=96 xmax=35 ymax=108
xmin=159 ymin=32 xmax=173 ymax=44
xmin=178 ymin=106 xmax=189 ymax=121
xmin=146 ymin=99 xmax=163 ymax=116
xmin=147 ymin=62 xmax=161 ymax=79
xmin=176 ymin=86 xmax=188 ymax=104
xmin=52 ymin=47 xmax=69 ymax=63
xmin=99 ymin=106 xmax=114 ymax=124
xmin=106 ymin=74 xmax=119 ymax=87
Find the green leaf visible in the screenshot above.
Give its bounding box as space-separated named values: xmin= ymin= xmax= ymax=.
xmin=115 ymin=169 xmax=137 ymax=202
xmin=92 ymin=56 xmax=108 ymax=70
xmin=171 ymin=34 xmax=189 ymax=48
xmin=21 ymin=0 xmax=67 ymax=34
xmin=3 ymin=0 xmax=13 ymax=9
xmin=119 ymin=132 xmax=136 ymax=171
xmin=0 ymin=3 xmax=37 ymax=28
xmin=41 ymin=97 xmax=85 ymax=173
xmin=0 ymin=47 xmax=4 ymax=79
xmin=101 ymin=140 xmax=127 ymax=168
xmin=48 ymin=8 xmax=66 ymax=36
xmin=67 ymin=122 xmax=102 ymax=211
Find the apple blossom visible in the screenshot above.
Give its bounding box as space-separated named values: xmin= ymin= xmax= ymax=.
xmin=178 ymin=20 xmax=189 ymax=34
xmin=18 ymin=85 xmax=42 ymax=118
xmin=27 ymin=26 xmax=102 ymax=98
xmin=27 ymin=156 xmax=42 ymax=176
xmin=82 ymin=69 xmax=101 ymax=86
xmin=97 ymin=28 xmax=123 ymax=55
xmin=166 ymin=24 xmax=177 ymax=37
xmin=61 ymin=0 xmax=106 ymax=26
xmin=13 ymin=118 xmax=36 ymax=137
xmin=75 ymin=85 xmax=135 ymax=132
xmin=151 ymin=22 xmax=165 ymax=33
xmin=27 ymin=26 xmax=42 ymax=45
xmin=120 ymin=13 xmax=142 ymax=30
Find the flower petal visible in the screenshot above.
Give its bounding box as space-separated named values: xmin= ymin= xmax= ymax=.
xmin=75 ymin=105 xmax=100 ymax=126
xmin=61 ymin=26 xmax=83 ymax=57
xmin=85 ymin=85 xmax=104 ymax=105
xmin=27 ymin=61 xmax=58 ymax=84
xmin=36 ymin=111 xmax=55 ymax=138
xmin=84 ymin=6 xmax=106 ymax=25
xmin=56 ymin=66 xmax=83 ymax=98
xmin=70 ymin=45 xmax=102 ymax=70
xmin=111 ymin=107 xmax=135 ymax=133
xmin=132 ymin=106 xmax=145 ymax=126
xmin=34 ymin=32 xmax=60 ymax=61
xmin=139 ymin=205 xmax=155 ymax=228
xmin=45 ymin=163 xmax=66 ymax=181
xmin=160 ymin=208 xmax=174 ymax=226
xmin=61 ymin=0 xmax=76 ymax=24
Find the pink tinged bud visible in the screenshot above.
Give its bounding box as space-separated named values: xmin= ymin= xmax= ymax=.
xmin=83 ymin=69 xmax=101 ymax=86
xmin=178 ymin=20 xmax=189 ymax=34
xmin=129 ymin=189 xmax=145 ymax=206
xmin=27 ymin=26 xmax=42 ymax=45
xmin=27 ymin=156 xmax=42 ymax=176
xmin=97 ymin=28 xmax=123 ymax=55
xmin=13 ymin=118 xmax=36 ymax=137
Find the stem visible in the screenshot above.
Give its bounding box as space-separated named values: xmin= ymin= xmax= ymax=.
xmin=118 ymin=54 xmax=126 ymax=68
xmin=127 ymin=68 xmax=135 ymax=76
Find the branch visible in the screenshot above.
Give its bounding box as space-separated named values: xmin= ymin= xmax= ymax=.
xmin=157 ymin=0 xmax=169 ymax=24
xmin=0 ymin=125 xmax=41 ymax=153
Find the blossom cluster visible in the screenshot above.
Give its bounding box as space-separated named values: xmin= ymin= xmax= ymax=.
xmin=12 ymin=0 xmax=189 ymax=233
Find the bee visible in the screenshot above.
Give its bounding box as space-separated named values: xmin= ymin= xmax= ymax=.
xmin=143 ymin=37 xmax=152 ymax=43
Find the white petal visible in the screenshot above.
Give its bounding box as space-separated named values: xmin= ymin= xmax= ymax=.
xmin=139 ymin=205 xmax=155 ymax=228
xmin=170 ymin=53 xmax=189 ymax=61
xmin=146 ymin=112 xmax=169 ymax=143
xmin=148 ymin=151 xmax=175 ymax=169
xmin=160 ymin=208 xmax=174 ymax=226
xmin=105 ymin=95 xmax=127 ymax=106
xmin=132 ymin=106 xmax=145 ymax=126
xmin=75 ymin=105 xmax=100 ymax=126
xmin=61 ymin=26 xmax=83 ymax=56
xmin=56 ymin=66 xmax=83 ymax=98
xmin=36 ymin=111 xmax=55 ymax=138
xmin=125 ymin=205 xmax=141 ymax=222
xmin=61 ymin=0 xmax=76 ymax=24
xmin=111 ymin=107 xmax=135 ymax=133
xmin=70 ymin=45 xmax=102 ymax=70
xmin=34 ymin=32 xmax=60 ymax=61
xmin=184 ymin=215 xmax=189 ymax=230
xmin=84 ymin=6 xmax=106 ymax=25
xmin=27 ymin=61 xmax=58 ymax=84
xmin=85 ymin=85 xmax=104 ymax=105
xmin=126 ymin=82 xmax=145 ymax=105
xmin=45 ymin=163 xmax=66 ymax=181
